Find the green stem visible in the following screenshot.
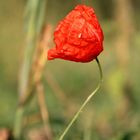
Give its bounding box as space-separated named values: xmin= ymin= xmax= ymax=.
xmin=13 ymin=0 xmax=47 ymax=139
xmin=13 ymin=106 xmax=24 ymax=139
xmin=58 ymin=57 xmax=103 ymax=140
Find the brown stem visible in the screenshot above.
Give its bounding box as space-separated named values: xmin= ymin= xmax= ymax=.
xmin=36 ymin=81 xmax=53 ymax=140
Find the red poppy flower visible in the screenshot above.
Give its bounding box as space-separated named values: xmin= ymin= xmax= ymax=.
xmin=47 ymin=5 xmax=104 ymax=62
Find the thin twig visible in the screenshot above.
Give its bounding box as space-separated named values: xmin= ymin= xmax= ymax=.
xmin=36 ymin=82 xmax=53 ymax=140
xmin=31 ymin=25 xmax=53 ymax=139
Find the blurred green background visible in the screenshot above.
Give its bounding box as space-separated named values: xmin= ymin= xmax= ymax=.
xmin=0 ymin=0 xmax=140 ymax=139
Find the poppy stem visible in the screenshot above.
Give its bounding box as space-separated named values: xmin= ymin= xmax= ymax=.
xmin=58 ymin=57 xmax=103 ymax=140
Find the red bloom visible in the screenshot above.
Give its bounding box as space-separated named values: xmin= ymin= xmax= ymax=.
xmin=48 ymin=5 xmax=104 ymax=62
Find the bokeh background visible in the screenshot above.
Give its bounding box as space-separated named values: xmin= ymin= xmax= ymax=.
xmin=0 ymin=0 xmax=140 ymax=139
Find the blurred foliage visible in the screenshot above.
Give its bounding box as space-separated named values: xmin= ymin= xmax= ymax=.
xmin=0 ymin=0 xmax=140 ymax=139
